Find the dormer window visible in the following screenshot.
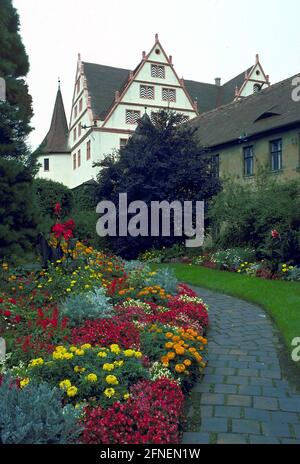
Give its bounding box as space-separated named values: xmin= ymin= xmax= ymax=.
xmin=151 ymin=64 xmax=165 ymax=78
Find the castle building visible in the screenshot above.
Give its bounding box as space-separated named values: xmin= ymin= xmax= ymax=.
xmin=37 ymin=34 xmax=270 ymax=188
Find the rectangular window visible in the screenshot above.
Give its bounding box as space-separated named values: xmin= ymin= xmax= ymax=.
xmin=270 ymin=139 xmax=282 ymax=171
xmin=79 ymin=98 xmax=83 ymax=112
xmin=120 ymin=138 xmax=127 ymax=148
xmin=73 ymin=127 xmax=76 ymax=142
xmin=73 ymin=153 xmax=76 ymax=170
xmin=162 ymin=87 xmax=176 ymax=102
xmin=87 ymin=140 xmax=91 ymax=160
xmin=211 ymin=154 xmax=220 ymax=178
xmin=43 ymin=158 xmax=49 ymax=172
xmin=151 ymin=64 xmax=165 ymax=78
xmin=125 ymin=109 xmax=140 ymax=124
xmin=78 ymin=123 xmax=81 ymax=138
xmin=243 ymin=146 xmax=254 ymax=176
xmin=77 ymin=79 xmax=80 ymax=94
xmin=140 ymin=85 xmax=154 ymax=99
xmin=77 ymin=150 xmax=81 ymax=168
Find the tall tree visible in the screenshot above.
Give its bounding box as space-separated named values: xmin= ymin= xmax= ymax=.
xmin=95 ymin=111 xmax=220 ymax=258
xmin=0 ymin=0 xmax=33 ymax=163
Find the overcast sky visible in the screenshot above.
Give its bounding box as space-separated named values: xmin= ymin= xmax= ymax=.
xmin=14 ymin=0 xmax=300 ymax=150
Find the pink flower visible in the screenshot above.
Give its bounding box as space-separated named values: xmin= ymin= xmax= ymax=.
xmin=54 ymin=203 xmax=62 ymax=216
xmin=271 ymin=229 xmax=280 ymax=239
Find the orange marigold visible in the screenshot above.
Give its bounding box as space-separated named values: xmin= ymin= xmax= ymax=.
xmin=165 ymin=342 xmax=173 ymax=349
xmin=175 ymin=364 xmax=186 ymax=373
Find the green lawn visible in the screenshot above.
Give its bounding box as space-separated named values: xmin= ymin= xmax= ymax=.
xmin=152 ymin=263 xmax=300 ymax=350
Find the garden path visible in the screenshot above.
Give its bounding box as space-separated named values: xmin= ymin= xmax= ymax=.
xmin=182 ymin=287 xmax=300 ymax=444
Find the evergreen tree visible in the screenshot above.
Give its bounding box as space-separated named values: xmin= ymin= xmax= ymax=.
xmin=0 ymin=158 xmax=39 ymax=262
xmin=95 ymin=111 xmax=220 ymax=258
xmin=0 ymin=0 xmax=33 ymax=163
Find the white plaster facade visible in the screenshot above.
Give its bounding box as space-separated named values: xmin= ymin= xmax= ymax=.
xmin=37 ymin=37 xmax=270 ymax=189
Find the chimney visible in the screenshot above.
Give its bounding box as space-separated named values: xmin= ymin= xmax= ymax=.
xmin=256 ymin=53 xmax=259 ymax=64
xmin=215 ymin=77 xmax=221 ymax=87
xmin=142 ymin=51 xmax=146 ymax=59
xmin=169 ymin=55 xmax=172 ymax=64
xmin=155 ymin=33 xmax=159 ymax=42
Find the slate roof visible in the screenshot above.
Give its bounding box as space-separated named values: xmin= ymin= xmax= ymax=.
xmin=82 ymin=62 xmax=130 ymax=120
xmin=190 ymin=74 xmax=300 ymax=148
xmin=82 ymin=61 xmax=253 ymax=119
xmin=40 ymin=88 xmax=70 ymax=153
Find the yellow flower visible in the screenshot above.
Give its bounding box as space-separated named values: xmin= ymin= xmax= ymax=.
xmin=20 ymin=378 xmax=30 ymax=388
xmin=114 ymin=360 xmax=124 ymax=367
xmin=106 ymin=375 xmax=119 ymax=385
xmin=123 ymin=392 xmax=130 ymax=400
xmin=29 ymin=357 xmax=44 ymax=367
xmin=97 ymin=351 xmax=107 ymax=358
xmin=63 ymin=352 xmax=74 ymax=360
xmin=52 ymin=351 xmax=63 ymax=360
xmin=134 ymin=351 xmax=142 ymax=358
xmin=75 ymin=349 xmax=85 ymax=356
xmin=66 ymin=288 xmax=71 ymax=292
xmin=74 ymin=365 xmax=86 ymax=373
xmin=81 ymin=343 xmax=92 ymax=350
xmin=103 ymin=363 xmax=115 ymax=371
xmin=86 ymin=373 xmax=98 ymax=383
xmin=70 ymin=346 xmax=77 ymax=352
xmin=67 ymin=386 xmax=78 ymax=397
xmin=104 ymin=388 xmax=115 ymax=398
xmin=123 ymin=349 xmax=135 ymax=357
xmin=110 ymin=344 xmax=121 ymax=354
xmin=59 ymin=379 xmax=72 ymax=390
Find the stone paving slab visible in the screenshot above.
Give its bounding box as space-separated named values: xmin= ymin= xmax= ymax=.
xmin=182 ymin=286 xmax=300 ymax=445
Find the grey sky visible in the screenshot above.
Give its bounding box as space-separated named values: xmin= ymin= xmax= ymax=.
xmin=13 ymin=0 xmax=300 ymax=150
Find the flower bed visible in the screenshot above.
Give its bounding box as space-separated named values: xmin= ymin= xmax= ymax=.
xmin=0 ymin=223 xmax=209 ymax=444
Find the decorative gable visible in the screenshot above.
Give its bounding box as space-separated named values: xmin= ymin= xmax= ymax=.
xmin=101 ymin=34 xmax=198 ymax=130
xmin=235 ymin=54 xmax=270 ymax=100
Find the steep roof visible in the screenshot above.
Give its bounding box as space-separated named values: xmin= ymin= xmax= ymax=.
xmin=190 ymin=74 xmax=300 ymax=148
xmin=82 ymin=61 xmax=253 ymax=119
xmin=82 ymin=62 xmax=130 ymax=120
xmin=40 ymin=87 xmax=70 ymax=153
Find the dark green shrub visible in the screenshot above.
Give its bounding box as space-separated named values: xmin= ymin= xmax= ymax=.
xmin=0 ymin=159 xmax=39 ymax=263
xmin=209 ymin=174 xmax=300 ymax=264
xmin=33 ymin=178 xmax=73 ymax=218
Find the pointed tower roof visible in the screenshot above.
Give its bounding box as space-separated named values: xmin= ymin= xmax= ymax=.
xmin=40 ymin=84 xmax=70 ymax=154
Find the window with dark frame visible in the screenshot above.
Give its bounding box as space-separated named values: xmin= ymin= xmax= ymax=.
xmin=151 ymin=64 xmax=165 ymax=78
xmin=78 ymin=123 xmax=81 ymax=138
xmin=140 ymin=85 xmax=154 ymax=99
xmin=125 ymin=109 xmax=140 ymax=124
xmin=74 ymin=105 xmax=77 ymax=119
xmin=79 ymin=98 xmax=83 ymax=112
xmin=77 ymin=79 xmax=80 ymax=93
xmin=270 ymin=139 xmax=282 ymax=171
xmin=73 ymin=127 xmax=76 ymax=142
xmin=86 ymin=140 xmax=91 ymax=160
xmin=77 ymin=150 xmax=81 ymax=168
xmin=43 ymin=158 xmax=49 ymax=172
xmin=211 ymin=154 xmax=220 ymax=178
xmin=73 ymin=153 xmax=76 ymax=170
xmin=243 ymin=146 xmax=254 ymax=176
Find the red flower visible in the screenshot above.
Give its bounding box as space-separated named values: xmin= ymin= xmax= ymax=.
xmin=3 ymin=310 xmax=11 ymax=317
xmin=271 ymin=229 xmax=280 ymax=239
xmin=52 ymin=223 xmax=65 ymax=238
xmin=54 ymin=203 xmax=62 ymax=216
